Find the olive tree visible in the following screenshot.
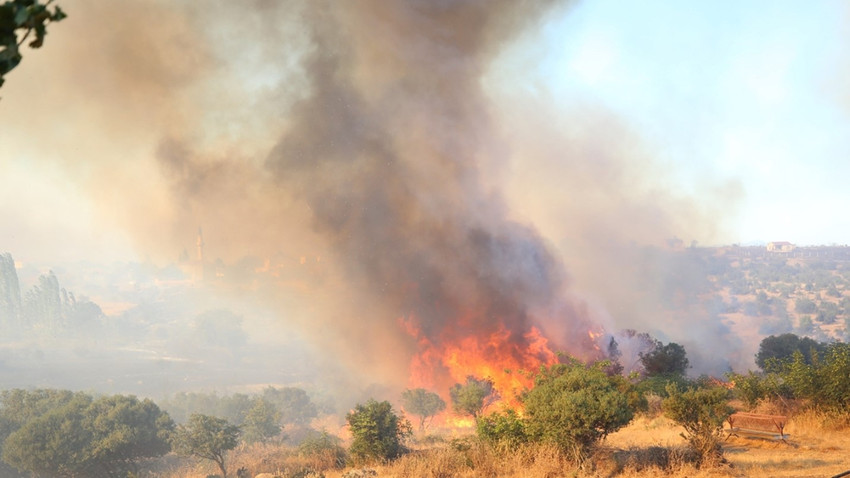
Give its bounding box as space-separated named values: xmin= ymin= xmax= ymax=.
xmin=171 ymin=413 xmax=240 ymax=478
xmin=449 ymin=376 xmax=497 ymax=420
xmin=400 ymin=388 xmax=445 ymax=431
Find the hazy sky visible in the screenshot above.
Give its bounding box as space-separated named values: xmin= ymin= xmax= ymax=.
xmin=1 ymin=0 xmax=849 ymax=267
xmin=534 ymin=0 xmax=850 ymax=246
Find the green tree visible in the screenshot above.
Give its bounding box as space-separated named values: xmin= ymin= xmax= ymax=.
xmin=522 ymin=360 xmax=635 ymax=463
xmin=1 ymin=392 xmax=173 ymax=477
xmin=241 ymin=397 xmax=281 ymax=444
xmin=261 ymin=386 xmax=318 ymax=425
xmin=639 ymin=341 xmax=690 ymax=376
xmin=794 ymin=297 xmax=817 ymax=314
xmin=781 ymin=343 xmax=850 ymax=411
xmin=796 ymin=315 xmax=815 ymax=335
xmin=22 ymin=270 xmax=63 ymax=327
xmin=0 ymin=0 xmax=66 ymax=88
xmin=1 ymin=392 xmax=91 ymax=477
xmin=816 ymin=301 xmax=839 ymax=324
xmin=755 ymin=333 xmax=825 ymax=373
xmin=400 ymin=388 xmax=445 ymax=431
xmin=297 ymin=429 xmax=347 ymax=469
xmin=79 ymin=395 xmax=174 ymax=476
xmin=726 ymin=371 xmax=790 ymax=409
xmin=346 ymin=399 xmax=410 ymax=464
xmin=662 ymin=384 xmax=733 ymax=467
xmin=476 ymin=408 xmax=527 ymax=451
xmin=172 ymin=413 xmax=240 ymax=478
xmin=449 ymin=376 xmax=497 ymax=420
xmin=0 ymin=252 xmax=21 ymax=325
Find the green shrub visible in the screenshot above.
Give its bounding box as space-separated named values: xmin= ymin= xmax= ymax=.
xmin=346 ymin=399 xmax=411 ymax=464
xmin=523 ymin=360 xmax=635 ymax=463
xmin=476 ymin=408 xmax=527 ymax=450
xmin=640 ymin=342 xmax=690 ymax=376
xmin=781 ymin=343 xmax=850 ymax=411
xmin=635 ymin=373 xmax=691 ymax=398
xmin=727 ymin=371 xmax=791 ymax=409
xmin=298 ymin=430 xmax=347 ymax=469
xmin=662 ymin=384 xmax=732 ymax=467
xmin=449 ymin=377 xmax=496 ymax=420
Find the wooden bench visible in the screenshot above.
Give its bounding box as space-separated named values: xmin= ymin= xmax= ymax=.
xmin=725 ymin=412 xmax=789 ymax=442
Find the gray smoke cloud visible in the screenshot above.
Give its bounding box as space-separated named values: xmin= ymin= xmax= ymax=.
xmin=263 ymin=0 xmax=601 ymax=390
xmin=0 ymin=0 xmax=746 ymax=398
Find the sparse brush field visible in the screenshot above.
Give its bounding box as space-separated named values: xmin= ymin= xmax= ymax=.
xmin=158 ymin=410 xmax=850 ymax=478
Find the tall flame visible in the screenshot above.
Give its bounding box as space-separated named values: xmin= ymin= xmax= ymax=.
xmin=401 ymin=313 xmax=559 ymax=412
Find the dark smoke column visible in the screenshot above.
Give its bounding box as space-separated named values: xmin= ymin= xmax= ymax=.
xmin=266 ymin=0 xmax=598 ymax=384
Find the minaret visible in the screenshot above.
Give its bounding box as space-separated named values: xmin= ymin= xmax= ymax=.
xmin=195 ymin=227 xmax=205 ymax=282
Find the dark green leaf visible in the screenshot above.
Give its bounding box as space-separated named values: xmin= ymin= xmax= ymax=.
xmin=13 ymin=5 xmax=29 ymax=26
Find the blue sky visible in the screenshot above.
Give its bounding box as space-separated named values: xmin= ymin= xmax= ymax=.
xmin=534 ymin=0 xmax=850 ymax=245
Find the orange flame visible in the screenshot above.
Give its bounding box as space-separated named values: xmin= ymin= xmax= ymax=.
xmin=401 ymin=314 xmax=559 ymax=414
xmin=588 ymin=328 xmax=604 ymax=353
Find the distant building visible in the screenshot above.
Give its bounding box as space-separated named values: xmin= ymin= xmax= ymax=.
xmin=767 ymin=241 xmax=795 ymax=253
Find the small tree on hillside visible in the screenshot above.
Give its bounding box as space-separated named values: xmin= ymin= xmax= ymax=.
xmin=346 ymin=399 xmax=411 ymax=464
xmin=449 ymin=376 xmax=497 ymax=420
xmin=241 ymin=397 xmax=281 ymax=444
xmin=400 ymin=388 xmax=446 ymax=431
xmin=171 ymin=414 xmax=240 ymax=478
xmin=640 ymin=340 xmax=689 ymax=376
xmin=662 ymin=383 xmax=733 ymax=467
xmin=261 ymin=386 xmax=318 ymax=425
xmin=522 ymin=360 xmax=635 ymax=463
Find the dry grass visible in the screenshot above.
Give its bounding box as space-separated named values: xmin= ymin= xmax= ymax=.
xmin=155 ymin=441 xmax=345 ymax=478
xmin=151 ymin=412 xmax=850 ymax=477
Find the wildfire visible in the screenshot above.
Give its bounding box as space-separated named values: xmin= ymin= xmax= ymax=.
xmin=401 ymin=314 xmax=559 ymax=413
xmin=588 ymin=328 xmax=604 ymax=353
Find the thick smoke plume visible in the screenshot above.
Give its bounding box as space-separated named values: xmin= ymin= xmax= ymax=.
xmin=264 ymin=0 xmax=600 ymax=389
xmin=0 ymin=0 xmax=746 ymax=398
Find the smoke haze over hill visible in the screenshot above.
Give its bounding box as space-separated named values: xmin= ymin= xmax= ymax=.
xmin=3 ymin=0 xmax=847 ymax=401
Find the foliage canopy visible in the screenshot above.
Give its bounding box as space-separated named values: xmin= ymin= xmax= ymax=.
xmin=755 ymin=333 xmax=825 ymax=373
xmin=449 ymin=376 xmax=497 ymax=420
xmin=522 ymin=360 xmax=635 ymax=461
xmin=171 ymin=413 xmax=240 ymax=478
xmin=346 ymin=399 xmax=411 ymax=464
xmin=0 ymin=390 xmax=173 ymax=477
xmin=0 ymin=0 xmax=66 ymax=88
xmin=639 ymin=340 xmax=690 ymax=376
xmin=663 ymin=383 xmax=732 ymax=467
xmin=401 ymin=388 xmax=445 ymax=431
